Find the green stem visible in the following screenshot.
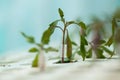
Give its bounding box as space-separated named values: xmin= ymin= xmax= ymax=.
xmin=61 ymin=22 xmax=67 ymax=63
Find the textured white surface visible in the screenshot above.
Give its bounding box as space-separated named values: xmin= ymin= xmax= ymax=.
xmin=0 ymin=52 xmax=120 ymax=80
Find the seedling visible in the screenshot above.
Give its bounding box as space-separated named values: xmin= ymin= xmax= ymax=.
xmin=85 ymin=17 xmax=114 ymax=59
xmin=41 ymin=8 xmax=87 ymax=63
xmin=21 ymin=32 xmax=58 ymax=68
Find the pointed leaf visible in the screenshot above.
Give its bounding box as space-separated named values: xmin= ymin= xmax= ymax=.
xmin=66 ymin=21 xmax=75 ymax=26
xmin=49 ymin=20 xmax=60 ymax=27
xmin=86 ymin=26 xmax=92 ymax=35
xmin=29 ymin=47 xmax=39 ymax=53
xmin=21 ymin=32 xmax=35 ymax=43
xmin=58 ymin=8 xmax=64 ymax=18
xmin=86 ymin=48 xmax=92 ymax=58
xmin=44 ymin=47 xmax=58 ymax=53
xmin=78 ymin=22 xmax=86 ymax=30
xmin=105 ymin=35 xmax=113 ymax=46
xmin=32 ymin=53 xmax=39 ymax=67
xmin=81 ymin=35 xmax=88 ymax=45
xmin=41 ymin=30 xmax=51 ymax=44
xmin=112 ymin=18 xmax=117 ymax=35
xmin=80 ymin=44 xmax=86 ymax=61
xmin=66 ymin=31 xmax=72 ymax=60
xmin=41 ymin=20 xmax=60 ymax=44
xmin=101 ymin=46 xmax=114 ymax=57
xmin=71 ymin=41 xmax=78 ymax=46
xmin=99 ymin=40 xmax=106 ymax=44
xmin=96 ymin=48 xmax=105 ymax=58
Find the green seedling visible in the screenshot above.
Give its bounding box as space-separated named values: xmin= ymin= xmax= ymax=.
xmin=85 ymin=17 xmax=114 ymax=59
xmin=42 ymin=8 xmax=87 ymax=63
xmin=21 ymin=32 xmax=58 ymax=67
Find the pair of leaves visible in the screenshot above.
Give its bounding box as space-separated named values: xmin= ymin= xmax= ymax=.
xmin=21 ymin=32 xmax=35 ymax=44
xmin=41 ymin=20 xmax=59 ymax=44
xmin=66 ymin=31 xmax=72 ymax=60
xmin=44 ymin=47 xmax=58 ymax=53
xmin=29 ymin=47 xmax=58 ymax=53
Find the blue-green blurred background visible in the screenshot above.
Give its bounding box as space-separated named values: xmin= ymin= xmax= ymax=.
xmin=0 ymin=0 xmax=120 ymax=54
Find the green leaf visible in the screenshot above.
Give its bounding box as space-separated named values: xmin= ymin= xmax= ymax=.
xmin=78 ymin=22 xmax=86 ymax=30
xmin=81 ymin=35 xmax=88 ymax=45
xmin=41 ymin=30 xmax=51 ymax=44
xmin=66 ymin=21 xmax=75 ymax=26
xmin=66 ymin=30 xmax=72 ymax=60
xmin=58 ymin=8 xmax=64 ymax=19
xmin=49 ymin=20 xmax=60 ymax=27
xmin=80 ymin=44 xmax=86 ymax=61
xmin=41 ymin=20 xmax=60 ymax=44
xmin=32 ymin=53 xmax=39 ymax=67
xmin=36 ymin=43 xmax=43 ymax=48
xmin=21 ymin=32 xmax=35 ymax=43
xmin=71 ymin=41 xmax=78 ymax=46
xmin=29 ymin=47 xmax=39 ymax=53
xmin=86 ymin=48 xmax=92 ymax=58
xmin=86 ymin=26 xmax=92 ymax=35
xmin=44 ymin=47 xmax=58 ymax=53
xmin=41 ymin=23 xmax=57 ymax=44
xmin=105 ymin=35 xmax=113 ymax=46
xmin=99 ymin=40 xmax=106 ymax=44
xmin=112 ymin=18 xmax=117 ymax=35
xmin=95 ymin=48 xmax=105 ymax=58
xmin=101 ymin=46 xmax=114 ymax=57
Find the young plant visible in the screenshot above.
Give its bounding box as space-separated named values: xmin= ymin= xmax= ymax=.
xmin=85 ymin=17 xmax=114 ymax=59
xmin=21 ymin=32 xmax=58 ymax=68
xmin=42 ymin=8 xmax=87 ymax=63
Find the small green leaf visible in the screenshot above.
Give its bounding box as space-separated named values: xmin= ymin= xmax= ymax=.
xmin=49 ymin=20 xmax=60 ymax=27
xmin=41 ymin=30 xmax=51 ymax=44
xmin=112 ymin=18 xmax=117 ymax=35
xmin=78 ymin=22 xmax=86 ymax=30
xmin=86 ymin=26 xmax=92 ymax=35
xmin=21 ymin=32 xmax=35 ymax=43
xmin=86 ymin=48 xmax=92 ymax=58
xmin=41 ymin=20 xmax=60 ymax=44
xmin=32 ymin=53 xmax=39 ymax=67
xmin=101 ymin=46 xmax=114 ymax=57
xmin=36 ymin=43 xmax=43 ymax=48
xmin=105 ymin=35 xmax=113 ymax=46
xmin=44 ymin=47 xmax=58 ymax=53
xmin=66 ymin=30 xmax=72 ymax=60
xmin=99 ymin=40 xmax=106 ymax=44
xmin=29 ymin=47 xmax=39 ymax=53
xmin=95 ymin=48 xmax=105 ymax=58
xmin=58 ymin=8 xmax=64 ymax=18
xmin=71 ymin=41 xmax=78 ymax=46
xmin=66 ymin=21 xmax=75 ymax=26
xmin=80 ymin=44 xmax=86 ymax=61
xmin=81 ymin=35 xmax=88 ymax=45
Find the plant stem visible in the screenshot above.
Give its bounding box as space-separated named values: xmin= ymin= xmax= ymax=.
xmin=61 ymin=22 xmax=66 ymax=63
